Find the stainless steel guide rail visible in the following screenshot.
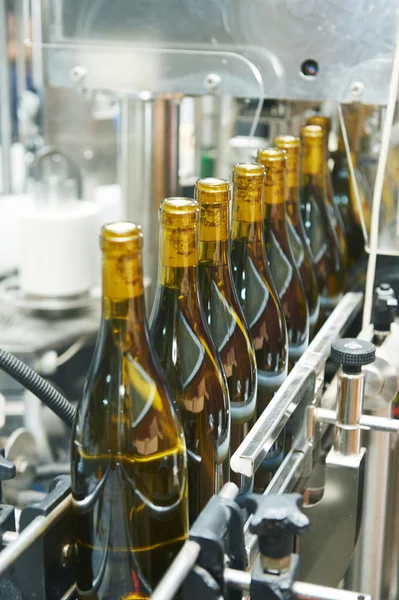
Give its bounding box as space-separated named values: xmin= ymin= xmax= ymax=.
xmin=230 ymin=292 xmax=364 ymax=479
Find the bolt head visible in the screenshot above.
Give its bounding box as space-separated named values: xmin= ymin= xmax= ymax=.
xmin=204 ymin=73 xmax=221 ymax=92
xmin=350 ymin=81 xmax=365 ymax=97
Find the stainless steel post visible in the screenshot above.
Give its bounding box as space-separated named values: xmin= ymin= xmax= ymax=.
xmin=0 ymin=0 xmax=12 ymax=193
xmin=334 ymin=369 xmax=364 ymax=455
xmin=119 ymin=94 xmax=181 ymax=307
xmin=345 ymin=324 xmax=399 ymax=599
xmin=15 ymin=0 xmax=27 ymax=117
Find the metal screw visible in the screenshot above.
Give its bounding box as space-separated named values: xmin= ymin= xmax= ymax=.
xmin=70 ymin=66 xmax=88 ymax=84
xmin=61 ymin=542 xmax=73 ymax=567
xmin=204 ymin=73 xmax=221 ymax=92
xmin=350 ymin=81 xmax=365 ymax=97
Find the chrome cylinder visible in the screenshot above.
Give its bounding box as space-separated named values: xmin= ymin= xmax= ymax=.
xmin=334 ymin=370 xmax=364 ymax=455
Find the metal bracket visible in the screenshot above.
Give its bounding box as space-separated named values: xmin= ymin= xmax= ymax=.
xmin=298 ymin=448 xmax=366 ymax=586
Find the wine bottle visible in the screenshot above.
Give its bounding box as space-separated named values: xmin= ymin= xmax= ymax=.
xmin=307 ymin=114 xmax=348 ymax=283
xmin=231 ymin=163 xmax=288 ymax=416
xmin=274 ymin=135 xmax=320 ymax=339
xmin=71 ymin=223 xmax=189 ymax=600
xmin=332 ymin=120 xmax=367 ymax=264
xmin=195 ymin=177 xmax=257 ymax=492
xmin=300 ymin=125 xmax=345 ymax=322
xmin=149 ymin=198 xmax=230 ymax=524
xmin=257 ymin=148 xmax=309 ymax=366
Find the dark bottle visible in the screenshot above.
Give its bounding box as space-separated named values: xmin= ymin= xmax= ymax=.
xmin=230 ymin=163 xmax=288 ymax=417
xmin=274 ymin=135 xmax=320 ymax=339
xmin=307 ymin=114 xmax=348 ymax=283
xmin=195 ymin=177 xmax=257 ymax=492
xmin=71 ymin=223 xmax=189 ymax=600
xmin=257 ymin=148 xmax=309 ymax=366
xmin=149 ymin=198 xmax=230 ymax=524
xmin=300 ymin=125 xmax=345 ymax=323
xmin=332 ymin=122 xmax=367 ymax=264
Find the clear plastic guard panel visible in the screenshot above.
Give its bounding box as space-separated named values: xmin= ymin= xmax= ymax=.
xmin=27 ymin=0 xmax=397 ymax=103
xmin=339 ymin=102 xmax=399 ymax=257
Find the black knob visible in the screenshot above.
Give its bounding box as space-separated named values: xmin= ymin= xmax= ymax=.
xmin=331 ymin=338 xmax=376 ymax=373
xmin=245 ymin=493 xmax=309 ymax=559
xmin=373 ymin=283 xmax=397 ymax=332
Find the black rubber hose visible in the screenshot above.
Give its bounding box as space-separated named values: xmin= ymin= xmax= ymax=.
xmin=0 ymin=348 xmax=76 ymax=427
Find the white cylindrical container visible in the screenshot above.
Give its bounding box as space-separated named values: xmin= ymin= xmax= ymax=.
xmin=18 ymin=200 xmax=99 ymax=297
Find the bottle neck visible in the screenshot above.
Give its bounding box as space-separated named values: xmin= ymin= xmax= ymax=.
xmin=301 ymin=142 xmax=324 ymax=190
xmin=263 ymin=163 xmax=287 ymax=225
xmin=231 ymin=183 xmax=264 ymax=250
xmin=102 ymin=250 xmax=147 ymax=343
xmin=158 ymin=221 xmax=198 ymax=292
xmin=198 ymin=202 xmax=229 ymax=266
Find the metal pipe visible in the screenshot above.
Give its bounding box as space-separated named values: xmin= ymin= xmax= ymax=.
xmin=223 ymin=568 xmax=372 ymax=600
xmin=293 ymin=581 xmax=371 ymax=600
xmin=334 ymin=371 xmax=364 ymax=455
xmin=316 ymin=408 xmax=399 ymax=435
xmin=15 ymin=0 xmax=27 ymax=124
xmin=151 ymin=483 xmax=238 ymax=600
xmin=0 ymin=0 xmax=12 ymax=193
xmin=0 ymin=494 xmax=72 ymax=576
xmin=230 ymin=293 xmax=363 ymax=478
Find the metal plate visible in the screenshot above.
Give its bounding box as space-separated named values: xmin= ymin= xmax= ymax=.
xmin=31 ymin=0 xmax=397 ymax=104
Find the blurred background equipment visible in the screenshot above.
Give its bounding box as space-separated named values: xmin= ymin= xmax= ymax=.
xmin=0 ymin=0 xmax=398 ymax=599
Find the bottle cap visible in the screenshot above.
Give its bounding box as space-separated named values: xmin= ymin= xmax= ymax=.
xmin=257 ymin=147 xmax=286 ymax=167
xmin=160 ymin=197 xmax=198 ymax=227
xmin=300 ymin=124 xmax=324 ymax=143
xmin=258 ymin=148 xmax=286 ymax=205
xmin=274 ymin=136 xmax=300 ymax=189
xmin=232 ymin=163 xmax=265 ymax=223
xmin=307 ymin=115 xmax=332 ymax=134
xmin=101 ymin=222 xmax=143 ymax=254
xmin=195 ymin=178 xmax=230 ymax=204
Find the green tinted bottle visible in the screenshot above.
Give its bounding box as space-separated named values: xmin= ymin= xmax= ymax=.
xmin=149 ymin=198 xmax=230 ymax=524
xmin=300 ymin=125 xmax=345 ymax=323
xmin=307 ymin=114 xmax=348 ymax=285
xmin=274 ymin=135 xmax=320 ymax=339
xmin=230 ymin=164 xmax=288 ymax=416
xmin=195 ymin=178 xmax=257 ymax=492
xmin=71 ymin=223 xmax=189 ymax=600
xmin=257 ymin=148 xmax=309 ymax=365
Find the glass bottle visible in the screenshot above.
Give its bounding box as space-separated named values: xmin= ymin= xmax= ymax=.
xmin=332 ymin=118 xmax=368 ymax=264
xmin=257 ymin=148 xmax=309 ymax=366
xmin=149 ymin=198 xmax=230 ymax=524
xmin=230 ymin=163 xmax=288 ymax=416
xmin=274 ymin=135 xmax=320 ymax=339
xmin=307 ymin=114 xmax=348 ymax=283
xmin=195 ymin=177 xmax=257 ymax=492
xmin=71 ymin=223 xmax=189 ymax=600
xmin=300 ymin=125 xmax=345 ymax=323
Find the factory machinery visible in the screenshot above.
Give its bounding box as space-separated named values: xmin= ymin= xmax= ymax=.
xmin=0 ymin=1 xmax=399 ymax=599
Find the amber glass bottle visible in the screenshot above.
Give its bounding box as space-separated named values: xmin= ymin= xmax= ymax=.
xmin=332 ymin=123 xmax=367 ymax=264
xmin=230 ymin=163 xmax=288 ymax=416
xmin=149 ymin=198 xmax=230 ymax=524
xmin=274 ymin=135 xmax=320 ymax=338
xmin=195 ymin=178 xmax=257 ymax=492
xmin=307 ymin=114 xmax=348 ymax=283
xmin=258 ymin=148 xmax=309 ymax=365
xmin=71 ymin=223 xmax=189 ymax=600
xmin=300 ymin=125 xmax=345 ymax=322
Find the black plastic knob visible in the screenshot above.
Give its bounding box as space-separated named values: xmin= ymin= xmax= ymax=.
xmin=246 ymin=493 xmax=309 ymax=559
xmin=373 ymin=283 xmax=397 ymax=332
xmin=330 ymin=338 xmax=376 ymax=373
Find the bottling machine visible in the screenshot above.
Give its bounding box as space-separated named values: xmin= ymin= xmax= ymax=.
xmin=0 ymin=1 xmax=399 ymax=599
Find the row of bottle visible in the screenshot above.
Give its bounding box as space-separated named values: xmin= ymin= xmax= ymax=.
xmin=70 ymin=117 xmax=362 ymax=600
